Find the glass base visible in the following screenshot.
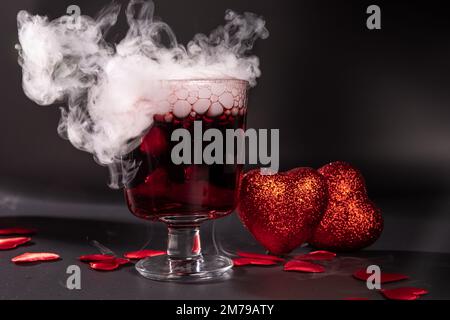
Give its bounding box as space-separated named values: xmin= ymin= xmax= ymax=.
xmin=135 ymin=254 xmax=233 ymax=282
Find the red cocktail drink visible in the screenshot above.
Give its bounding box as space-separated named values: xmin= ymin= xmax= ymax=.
xmin=123 ymin=79 xmax=248 ymax=281
xmin=125 ymin=112 xmax=246 ymax=222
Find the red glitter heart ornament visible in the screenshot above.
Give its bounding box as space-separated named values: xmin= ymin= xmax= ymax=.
xmin=232 ymin=257 xmax=279 ymax=267
xmin=284 ymin=260 xmax=325 ymax=273
xmin=0 ymin=227 xmax=36 ymax=235
xmin=11 ymin=252 xmax=60 ymax=263
xmin=0 ymin=237 xmax=31 ymax=250
xmin=380 ymin=287 xmax=428 ymax=300
xmin=237 ymin=168 xmax=328 ymax=254
xmin=294 ymin=250 xmax=336 ymax=261
xmin=309 ymin=162 xmax=383 ymax=251
xmin=236 ymin=251 xmax=285 ymax=262
xmin=124 ymin=249 xmax=166 ymax=259
xmin=353 ymin=268 xmax=409 ymax=284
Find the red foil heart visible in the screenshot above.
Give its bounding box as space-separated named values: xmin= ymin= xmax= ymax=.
xmin=380 ymin=287 xmax=428 ymax=300
xmin=284 ymin=260 xmax=325 ymax=273
xmin=237 ymin=251 xmax=285 ymax=262
xmin=79 ymin=252 xmax=130 ymax=271
xmin=79 ymin=254 xmax=116 ymax=262
xmin=238 ymin=168 xmax=328 ymax=254
xmin=114 ymin=258 xmax=131 ymax=265
xmin=0 ymin=237 xmax=31 ymax=250
xmin=12 ymin=252 xmax=60 ymax=263
xmin=124 ymin=250 xmax=166 ymax=259
xmin=294 ymin=250 xmax=336 ymax=261
xmin=232 ymin=258 xmax=279 ymax=267
xmin=309 ymin=162 xmax=383 ymax=251
xmin=353 ymin=268 xmax=409 ymax=283
xmin=90 ymin=261 xmax=121 ymax=271
xmin=89 ymin=258 xmax=130 ymax=271
xmin=0 ymin=227 xmax=36 ymax=235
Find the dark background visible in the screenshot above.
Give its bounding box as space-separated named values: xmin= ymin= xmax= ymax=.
xmin=1 ymin=0 xmax=450 ymax=300
xmin=1 ymin=0 xmax=450 ymax=251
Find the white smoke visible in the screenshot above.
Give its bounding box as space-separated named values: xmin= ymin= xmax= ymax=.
xmin=16 ymin=0 xmax=268 ymax=188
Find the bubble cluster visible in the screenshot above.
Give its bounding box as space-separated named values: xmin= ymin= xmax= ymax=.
xmin=152 ymin=79 xmax=248 ymax=122
xmin=15 ymin=0 xmax=268 ymax=188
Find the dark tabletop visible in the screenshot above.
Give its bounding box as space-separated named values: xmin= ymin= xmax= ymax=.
xmin=1 ymin=190 xmax=449 ymax=300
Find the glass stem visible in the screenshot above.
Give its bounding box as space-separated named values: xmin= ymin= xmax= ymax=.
xmin=167 ymin=226 xmax=202 ymax=260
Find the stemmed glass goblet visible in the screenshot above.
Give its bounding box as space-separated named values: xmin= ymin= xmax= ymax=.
xmin=124 ymin=79 xmax=248 ymax=281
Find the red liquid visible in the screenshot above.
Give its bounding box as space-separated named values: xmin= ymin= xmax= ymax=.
xmin=125 ymin=112 xmax=246 ymax=222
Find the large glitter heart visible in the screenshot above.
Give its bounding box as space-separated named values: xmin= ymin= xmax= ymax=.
xmin=309 ymin=161 xmax=383 ymax=251
xmin=237 ymin=167 xmax=328 ymax=254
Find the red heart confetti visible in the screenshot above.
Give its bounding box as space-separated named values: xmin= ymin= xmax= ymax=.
xmin=353 ymin=268 xmax=409 ymax=284
xmin=78 ymin=254 xmax=116 ymax=262
xmin=11 ymin=252 xmax=60 ymax=263
xmin=237 ymin=251 xmax=285 ymax=262
xmin=284 ymin=260 xmax=325 ymax=273
xmin=79 ymin=250 xmax=131 ymax=271
xmin=0 ymin=227 xmax=36 ymax=235
xmin=232 ymin=257 xmax=279 ymax=267
xmin=380 ymin=287 xmax=428 ymax=300
xmin=124 ymin=249 xmax=166 ymax=259
xmin=114 ymin=258 xmax=131 ymax=265
xmin=86 ymin=254 xmax=130 ymax=271
xmin=0 ymin=237 xmax=31 ymax=250
xmin=294 ymin=250 xmax=336 ymax=261
xmin=89 ymin=261 xmax=121 ymax=271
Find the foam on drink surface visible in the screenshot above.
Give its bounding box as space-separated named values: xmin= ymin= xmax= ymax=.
xmin=151 ymin=79 xmax=248 ymax=122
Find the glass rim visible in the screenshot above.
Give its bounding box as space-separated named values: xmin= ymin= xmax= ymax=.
xmin=159 ymin=78 xmax=249 ymax=86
